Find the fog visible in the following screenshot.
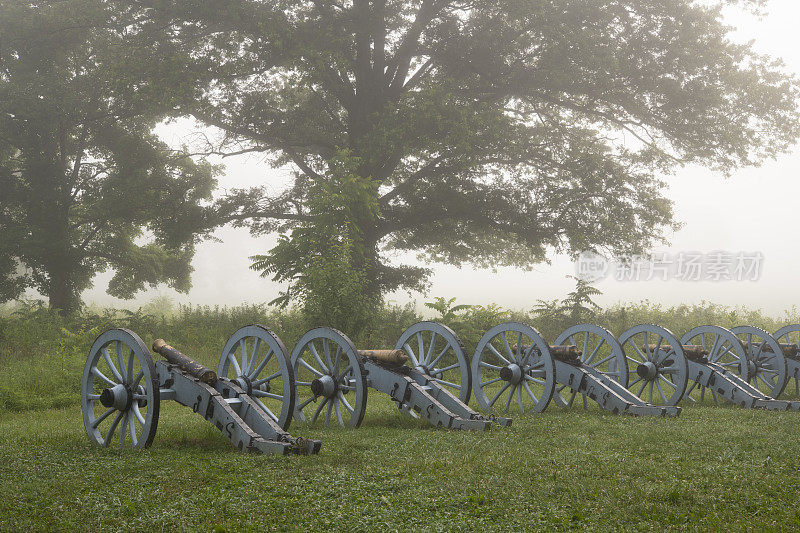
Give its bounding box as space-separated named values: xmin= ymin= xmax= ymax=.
xmin=79 ymin=1 xmax=800 ymax=315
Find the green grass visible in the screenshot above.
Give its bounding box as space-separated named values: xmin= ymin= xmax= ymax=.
xmin=3 ymin=397 xmax=800 ymax=531
xmin=4 ymin=301 xmax=800 ymax=531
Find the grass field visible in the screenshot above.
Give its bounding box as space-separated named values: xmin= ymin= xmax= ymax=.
xmin=3 ymin=301 xmax=800 ymax=531
xmin=3 ymin=396 xmax=800 ymax=531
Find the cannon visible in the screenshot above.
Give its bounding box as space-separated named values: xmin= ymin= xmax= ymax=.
xmin=731 ymin=326 xmax=788 ymax=399
xmin=773 ymin=325 xmax=800 ymax=397
xmin=675 ymin=325 xmax=799 ymax=409
xmin=617 ymin=324 xmax=689 ymax=406
xmin=80 ymin=327 xmax=321 ymax=455
xmin=470 ymin=322 xmax=680 ymax=417
xmin=289 ymin=322 xmax=509 ymax=430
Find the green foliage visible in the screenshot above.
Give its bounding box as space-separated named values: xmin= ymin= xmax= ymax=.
xmin=0 ymin=1 xmax=219 ymax=314
xmin=153 ymin=0 xmax=798 ymax=307
xmin=250 ymin=151 xmax=381 ymax=336
xmin=561 ymin=276 xmax=603 ymax=322
xmin=1 ymin=297 xmax=799 ymax=415
xmin=424 ymin=296 xmax=473 ymax=322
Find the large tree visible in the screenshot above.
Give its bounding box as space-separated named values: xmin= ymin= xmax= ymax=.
xmin=0 ymin=0 xmax=217 ymax=314
xmin=146 ymin=1 xmax=798 ymax=307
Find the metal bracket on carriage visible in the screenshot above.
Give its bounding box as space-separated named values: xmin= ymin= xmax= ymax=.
xmin=511 ymin=344 xmax=583 ymax=365
xmin=642 ymin=344 xmax=709 ymax=363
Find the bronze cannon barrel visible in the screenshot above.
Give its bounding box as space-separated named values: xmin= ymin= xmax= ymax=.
xmin=357 ymin=349 xmax=409 ymax=365
xmin=152 ymin=339 xmax=218 ymax=384
xmin=643 ymin=344 xmax=708 ymax=360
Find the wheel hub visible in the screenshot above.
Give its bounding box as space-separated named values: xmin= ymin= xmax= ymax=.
xmin=311 ymin=374 xmax=337 ymax=398
xmin=500 ymin=364 xmax=523 ymax=385
xmin=748 ymin=360 xmax=758 ymax=377
xmin=636 ymin=361 xmax=658 ymax=381
xmin=232 ymin=376 xmax=253 ymax=395
xmin=100 ymin=383 xmax=132 ymax=411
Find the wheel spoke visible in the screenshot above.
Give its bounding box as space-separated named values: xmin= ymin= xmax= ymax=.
xmin=322 ymin=339 xmax=333 ymax=370
xmin=250 ymin=349 xmax=273 ymax=379
xmin=489 ymin=383 xmax=511 ymax=407
xmin=128 ymin=412 xmax=138 ymax=446
xmin=334 ymin=399 xmax=344 ymax=425
xmin=325 ymin=400 xmax=333 ymax=426
xmin=132 ymin=403 xmax=146 ymax=426
xmin=582 ymin=334 xmax=590 ymax=364
xmin=92 ymin=407 xmax=116 ymax=428
xmin=115 ymin=342 xmax=127 ymax=384
xmin=504 ymin=384 xmax=515 ymax=412
xmin=126 ymin=349 xmax=135 ymax=383
xmin=403 ymin=342 xmax=419 ymax=366
xmin=481 ymin=377 xmax=503 ymax=387
xmin=227 ymin=353 xmax=242 ymax=377
xmin=248 ymin=337 xmax=261 ymax=375
xmin=252 ymin=390 xmax=285 ymax=401
xmin=525 ymin=375 xmax=545 ymax=385
xmin=502 ymin=333 xmax=514 ymax=363
xmin=296 ymin=396 xmax=317 ymax=412
xmin=658 ymin=374 xmax=677 ymax=391
xmin=308 ymin=342 xmax=328 ymax=372
xmin=240 ymin=339 xmax=248 ymax=377
xmin=92 ymin=366 xmax=116 ymax=387
xmin=336 ymin=365 xmax=354 ymax=382
xmin=101 ymin=348 xmax=123 ymax=383
xmin=311 ymin=398 xmax=328 ymax=423
xmin=103 ymin=411 xmax=124 ymax=446
xmin=480 ymin=361 xmax=502 ymax=371
xmin=592 ymin=354 xmax=615 ymax=368
xmin=629 ymin=341 xmax=648 ymax=363
xmin=298 ymin=358 xmax=324 ymax=377
xmin=655 ymin=379 xmax=667 ymax=404
xmin=254 ymin=398 xmax=278 ymax=422
xmin=522 ymin=381 xmax=539 ymax=405
xmin=429 ymin=345 xmax=450 ymax=370
xmin=487 ymin=343 xmax=511 ymax=365
xmin=433 ymin=377 xmax=460 ymax=390
xmin=332 ymin=345 xmax=342 ymax=375
xmin=252 ymin=370 xmax=282 ymax=387
xmin=425 ymin=332 xmax=437 ymax=365
xmin=338 ymin=392 xmax=354 ymax=413
xmin=435 ymin=363 xmax=460 ymax=374
xmin=585 ymin=339 xmax=604 ymax=366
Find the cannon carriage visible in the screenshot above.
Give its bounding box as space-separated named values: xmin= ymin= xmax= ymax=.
xmin=470 ymin=322 xmax=681 ymax=417
xmin=81 ymin=327 xmax=321 ymax=455
xmin=289 ymin=322 xmax=510 ymax=430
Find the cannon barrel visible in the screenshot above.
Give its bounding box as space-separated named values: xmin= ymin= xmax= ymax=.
xmin=358 ymin=349 xmax=408 ymax=365
xmin=643 ymin=344 xmax=708 ymax=360
xmin=152 ymin=339 xmax=218 ymax=384
xmin=511 ymin=344 xmax=582 ymax=358
xmin=745 ymin=342 xmax=799 ymax=358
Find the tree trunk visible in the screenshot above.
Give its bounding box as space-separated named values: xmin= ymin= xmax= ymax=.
xmin=47 ymin=268 xmax=79 ymax=316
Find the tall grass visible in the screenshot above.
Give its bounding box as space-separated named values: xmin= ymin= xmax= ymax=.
xmin=1 ymin=298 xmax=797 ymax=414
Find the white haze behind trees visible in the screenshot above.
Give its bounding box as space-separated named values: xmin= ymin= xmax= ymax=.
xmin=70 ymin=1 xmax=800 ymax=316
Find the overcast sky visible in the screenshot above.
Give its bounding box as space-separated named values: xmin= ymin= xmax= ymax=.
xmin=78 ymin=1 xmax=800 ymax=316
